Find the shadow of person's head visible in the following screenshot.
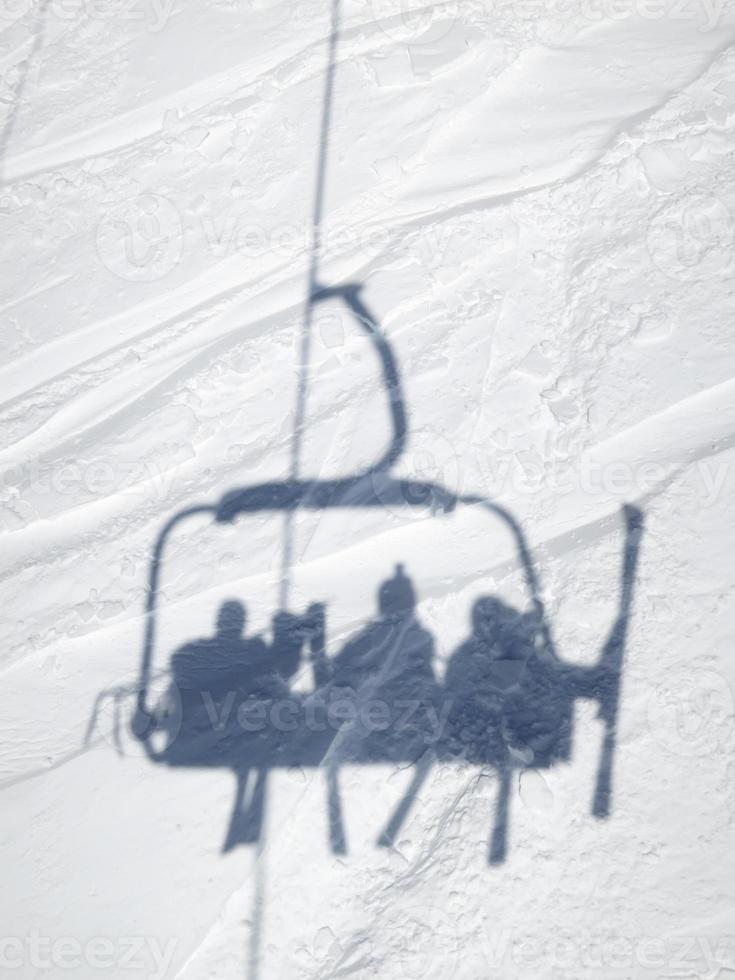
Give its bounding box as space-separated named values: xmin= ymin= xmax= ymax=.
xmin=471 ymin=596 xmax=526 ymax=651
xmin=378 ymin=563 xmax=416 ymax=618
xmin=216 ymin=600 xmax=246 ymax=644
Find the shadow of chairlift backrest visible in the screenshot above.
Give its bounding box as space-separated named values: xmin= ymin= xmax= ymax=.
xmin=90 ymin=282 xmax=644 ymax=865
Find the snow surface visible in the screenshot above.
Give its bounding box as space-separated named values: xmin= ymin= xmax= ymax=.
xmin=2 ymin=0 xmax=735 ymax=977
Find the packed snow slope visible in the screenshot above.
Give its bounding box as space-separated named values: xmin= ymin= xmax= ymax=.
xmin=2 ymin=1 xmax=735 ymax=978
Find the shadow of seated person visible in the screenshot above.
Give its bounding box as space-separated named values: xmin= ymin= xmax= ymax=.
xmin=443 ymin=597 xmax=532 ymax=766
xmin=502 ymin=617 xmax=576 ymax=769
xmin=170 ymin=600 xmax=285 ymax=726
xmin=443 ymin=596 xmax=582 ymax=768
xmin=331 ymin=564 xmax=431 ymax=691
xmin=330 ymin=565 xmax=440 ymax=764
xmin=443 ymin=596 xmax=568 ymax=864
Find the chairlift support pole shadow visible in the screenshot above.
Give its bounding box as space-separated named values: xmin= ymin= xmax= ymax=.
xmin=261 ymin=0 xmax=342 ymax=971
xmin=280 ymin=0 xmax=343 ymax=612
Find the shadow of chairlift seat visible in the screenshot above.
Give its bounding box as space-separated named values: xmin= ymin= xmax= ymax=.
xmin=110 ymin=282 xmax=643 ymax=864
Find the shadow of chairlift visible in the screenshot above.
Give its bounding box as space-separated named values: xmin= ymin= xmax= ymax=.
xmin=89 ymin=282 xmax=644 ymax=864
